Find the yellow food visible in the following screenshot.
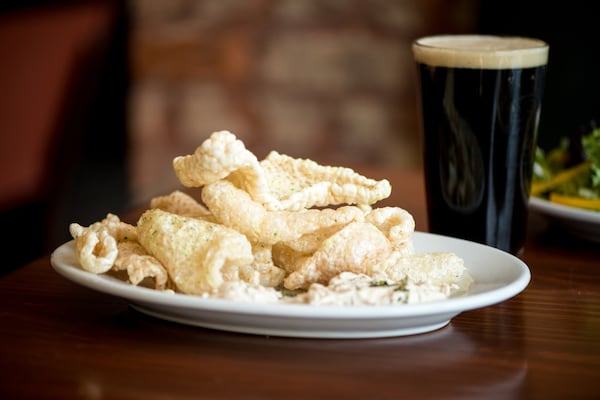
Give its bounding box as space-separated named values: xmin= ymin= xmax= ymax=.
xmin=531 ymin=161 xmax=592 ymax=196
xmin=549 ymin=193 xmax=600 ymax=211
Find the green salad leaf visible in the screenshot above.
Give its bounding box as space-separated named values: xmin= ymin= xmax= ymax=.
xmin=532 ymin=124 xmax=600 ymax=208
xmin=582 ymin=128 xmax=600 ymax=191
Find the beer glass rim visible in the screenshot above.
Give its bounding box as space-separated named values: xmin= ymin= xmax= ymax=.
xmin=413 ymin=34 xmax=549 ymax=69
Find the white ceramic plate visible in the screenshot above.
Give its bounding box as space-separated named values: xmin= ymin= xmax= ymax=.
xmin=529 ymin=197 xmax=600 ymax=242
xmin=50 ymin=232 xmax=530 ymax=339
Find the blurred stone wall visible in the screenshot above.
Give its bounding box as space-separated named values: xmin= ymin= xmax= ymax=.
xmin=127 ymin=0 xmax=478 ymax=203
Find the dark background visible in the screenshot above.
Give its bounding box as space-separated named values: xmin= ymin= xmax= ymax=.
xmin=478 ymin=0 xmax=600 ymax=149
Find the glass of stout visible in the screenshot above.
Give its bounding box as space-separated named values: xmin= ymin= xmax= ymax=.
xmin=412 ymin=35 xmax=549 ymax=256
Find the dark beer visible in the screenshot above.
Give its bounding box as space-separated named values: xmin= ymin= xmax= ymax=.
xmin=413 ymin=35 xmax=548 ymax=255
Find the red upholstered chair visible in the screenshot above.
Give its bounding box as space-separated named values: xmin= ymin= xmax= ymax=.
xmin=0 ymin=0 xmax=127 ymax=273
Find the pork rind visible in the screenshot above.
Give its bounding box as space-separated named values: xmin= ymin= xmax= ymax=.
xmin=258 ymin=151 xmax=392 ymax=211
xmin=172 ymin=130 xmax=392 ymax=211
xmin=150 ymin=190 xmax=213 ymax=220
xmin=364 ymin=207 xmax=415 ymax=255
xmin=70 ymin=224 xmax=117 ymax=274
xmin=273 ymin=206 xmax=416 ymax=288
xmin=283 ymin=221 xmax=394 ymax=290
xmin=284 ymin=236 xmax=471 ymax=294
xmin=173 ymin=130 xmax=274 ymax=204
xmin=173 ymin=130 xmax=258 ymax=186
xmin=380 ymin=251 xmax=473 ymax=294
xmin=114 ymin=241 xmax=169 ymax=290
xmin=137 ymin=208 xmax=255 ymax=295
xmin=201 ymin=179 xmax=365 ymax=245
xmin=69 ymin=213 xmax=137 ymax=274
xmin=69 ymin=214 xmax=170 ymax=290
xmin=249 ymin=243 xmax=286 ymax=287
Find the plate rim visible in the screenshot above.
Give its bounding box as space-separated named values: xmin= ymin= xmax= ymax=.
xmin=529 ymin=196 xmax=600 ymax=242
xmin=529 ymin=196 xmax=600 ymax=224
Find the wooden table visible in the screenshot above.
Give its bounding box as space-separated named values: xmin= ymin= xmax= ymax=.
xmin=1 ymin=168 xmax=599 ymax=399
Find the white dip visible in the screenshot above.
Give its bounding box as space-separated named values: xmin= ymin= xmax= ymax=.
xmin=205 ymin=271 xmax=470 ymax=306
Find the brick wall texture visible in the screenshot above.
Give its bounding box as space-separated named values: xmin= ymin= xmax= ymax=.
xmin=128 ymin=0 xmax=478 ymax=202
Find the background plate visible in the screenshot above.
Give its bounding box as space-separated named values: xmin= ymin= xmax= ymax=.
xmin=529 ymin=197 xmax=600 ymax=242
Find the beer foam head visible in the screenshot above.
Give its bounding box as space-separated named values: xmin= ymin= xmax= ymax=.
xmin=413 ymin=35 xmax=549 ymax=69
